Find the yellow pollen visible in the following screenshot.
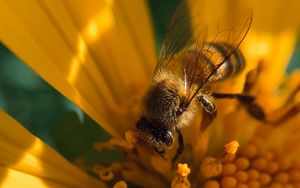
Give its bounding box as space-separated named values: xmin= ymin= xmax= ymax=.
xmin=266 ymin=161 xmax=279 ymax=174
xmin=247 ymin=169 xmax=260 ymax=180
xmin=235 ymin=170 xmax=248 ymax=182
xmin=92 ymin=163 xmax=122 ymax=182
xmin=224 ymin=140 xmax=239 ymax=154
xmin=251 ymin=158 xmax=267 ymax=171
xmin=171 ymin=163 xmax=191 ymax=188
xmin=202 ymin=136 xmax=300 ymax=188
xmin=221 ymin=176 xmax=237 ymax=188
xmin=269 ymin=183 xmax=281 ymax=188
xmin=177 ymin=163 xmax=191 ymax=177
xmin=278 ymin=159 xmax=292 ymax=171
xmin=274 ymin=172 xmax=289 ymax=183
xmin=222 ymin=163 xmax=237 ymax=176
xmin=217 ymin=140 xmax=240 ymax=163
xmin=236 ymin=183 xmax=248 ymax=188
xmin=235 ymin=157 xmax=250 ymax=170
xmin=247 ymin=180 xmax=260 ymax=188
xmin=113 ymin=181 xmax=127 ymax=188
xmin=203 ymin=180 xmax=220 ymax=188
xmin=258 ymin=173 xmax=271 ymax=185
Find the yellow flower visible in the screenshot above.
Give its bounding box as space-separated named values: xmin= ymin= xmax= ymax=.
xmin=0 ymin=0 xmax=300 ymax=188
xmin=0 ymin=110 xmax=106 ymax=188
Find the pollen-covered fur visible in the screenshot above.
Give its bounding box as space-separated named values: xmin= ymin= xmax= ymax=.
xmin=143 ymin=70 xmax=197 ymax=129
xmin=133 ymin=70 xmax=199 ymax=156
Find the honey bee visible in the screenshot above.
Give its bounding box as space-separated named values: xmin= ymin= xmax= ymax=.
xmin=134 ymin=1 xmax=264 ymax=162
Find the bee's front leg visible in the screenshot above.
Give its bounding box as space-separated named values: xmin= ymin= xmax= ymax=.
xmin=197 ymin=95 xmax=217 ymax=131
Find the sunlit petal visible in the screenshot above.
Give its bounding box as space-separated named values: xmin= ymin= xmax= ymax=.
xmin=0 ymin=0 xmax=157 ymax=138
xmin=0 ymin=110 xmax=105 ymax=187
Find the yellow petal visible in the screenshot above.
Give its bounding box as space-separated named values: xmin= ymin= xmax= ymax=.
xmin=0 ymin=110 xmax=105 ymax=188
xmin=187 ymin=0 xmax=300 ymax=32
xmin=0 ymin=0 xmax=157 ymax=138
xmin=243 ymin=31 xmax=297 ymax=109
xmin=0 ymin=167 xmax=70 ymax=188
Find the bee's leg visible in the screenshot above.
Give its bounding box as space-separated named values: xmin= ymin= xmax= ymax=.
xmin=172 ymin=127 xmax=184 ymax=164
xmin=198 ymin=95 xmax=217 ymax=131
xmin=212 ymin=93 xmax=267 ymax=122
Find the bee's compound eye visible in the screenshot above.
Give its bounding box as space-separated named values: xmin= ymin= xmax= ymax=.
xmin=164 ymin=131 xmax=174 ymax=146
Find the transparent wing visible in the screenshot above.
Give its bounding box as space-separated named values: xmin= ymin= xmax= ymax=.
xmin=154 ymin=0 xmax=253 ymax=103
xmin=155 ymin=1 xmax=196 ymax=72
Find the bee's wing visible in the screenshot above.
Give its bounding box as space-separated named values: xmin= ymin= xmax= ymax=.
xmin=155 ymin=2 xmax=195 ymax=72
xmin=154 ymin=1 xmax=252 ymax=103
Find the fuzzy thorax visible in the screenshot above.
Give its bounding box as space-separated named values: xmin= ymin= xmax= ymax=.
xmin=143 ymin=70 xmax=197 ymax=129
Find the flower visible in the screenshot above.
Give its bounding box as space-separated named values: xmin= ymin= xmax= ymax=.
xmin=0 ymin=0 xmax=300 ymax=188
xmin=0 ymin=110 xmax=106 ymax=187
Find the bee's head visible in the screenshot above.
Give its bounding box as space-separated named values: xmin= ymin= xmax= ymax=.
xmin=135 ymin=116 xmax=174 ymax=156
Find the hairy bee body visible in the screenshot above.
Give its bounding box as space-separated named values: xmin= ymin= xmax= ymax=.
xmin=132 ymin=2 xmax=252 ymax=159
xmin=145 ymin=70 xmax=196 ymax=129
xmin=136 ymin=71 xmax=196 ymax=153
xmin=135 ymin=43 xmax=246 ymax=155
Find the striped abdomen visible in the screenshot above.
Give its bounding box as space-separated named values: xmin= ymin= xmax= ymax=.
xmin=205 ymin=43 xmax=245 ymax=82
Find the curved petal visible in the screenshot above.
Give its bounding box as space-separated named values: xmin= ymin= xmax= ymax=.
xmin=0 ymin=0 xmax=157 ymax=138
xmin=0 ymin=110 xmax=106 ymax=188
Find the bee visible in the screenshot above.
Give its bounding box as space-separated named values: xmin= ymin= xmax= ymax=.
xmin=134 ymin=1 xmax=265 ymax=162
